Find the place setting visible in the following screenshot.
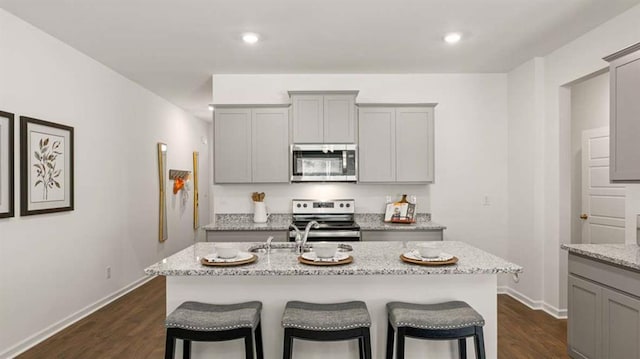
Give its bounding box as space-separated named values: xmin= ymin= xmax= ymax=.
xmin=400 ymin=242 xmax=458 ymax=266
xmin=201 ymin=244 xmax=258 ymax=267
xmin=298 ymin=242 xmax=353 ymax=266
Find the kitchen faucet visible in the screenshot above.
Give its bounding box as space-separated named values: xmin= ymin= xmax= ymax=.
xmin=290 ymin=221 xmax=320 ymax=255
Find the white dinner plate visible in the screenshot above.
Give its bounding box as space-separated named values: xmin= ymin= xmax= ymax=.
xmin=204 ymin=251 xmax=253 ymax=263
xmin=301 ymin=252 xmax=349 ymax=262
xmin=404 ymin=251 xmax=454 ymax=262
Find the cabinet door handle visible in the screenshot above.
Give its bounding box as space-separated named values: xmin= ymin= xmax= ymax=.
xmin=580 ymin=214 xmax=589 ymax=220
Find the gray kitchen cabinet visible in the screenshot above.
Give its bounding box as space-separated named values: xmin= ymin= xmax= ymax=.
xmin=358 ymin=107 xmax=396 ymax=182
xmin=289 ymin=91 xmax=358 ymax=143
xmin=568 ymin=253 xmax=640 ymax=359
xmin=396 ymin=107 xmax=435 ymax=182
xmin=252 ymin=108 xmax=289 ymax=182
xmin=206 ymin=230 xmax=288 ymax=242
xmin=568 ymin=275 xmax=602 ymax=359
xmin=604 ymin=43 xmax=640 ymax=182
xmin=602 ymin=287 xmax=640 ymax=359
xmin=361 ymin=230 xmax=443 ymax=241
xmin=214 ymin=108 xmax=252 ymax=183
xmin=214 ymin=105 xmax=289 ymax=184
xmin=358 ymin=104 xmax=436 ymax=183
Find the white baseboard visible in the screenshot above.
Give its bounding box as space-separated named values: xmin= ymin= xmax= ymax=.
xmin=1 ymin=275 xmax=155 ymax=359
xmin=500 ymin=286 xmax=567 ymax=319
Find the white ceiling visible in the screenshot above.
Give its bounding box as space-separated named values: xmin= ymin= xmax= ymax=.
xmin=2 ymin=0 xmax=639 ymax=121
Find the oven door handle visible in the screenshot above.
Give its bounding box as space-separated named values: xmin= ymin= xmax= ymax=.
xmin=289 ymin=230 xmax=361 ymax=238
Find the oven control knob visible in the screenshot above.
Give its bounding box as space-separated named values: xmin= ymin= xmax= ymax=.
xmin=346 ymin=203 xmax=351 ymax=208
xmin=303 ymin=204 xmax=308 ymax=208
xmin=340 ymin=203 xmax=344 ymax=208
xmin=296 ymin=203 xmax=301 ymax=208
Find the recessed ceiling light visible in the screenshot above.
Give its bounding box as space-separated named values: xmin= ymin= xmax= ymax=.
xmin=208 ymin=104 xmax=214 ymax=111
xmin=444 ymin=32 xmax=462 ymax=44
xmin=242 ymin=33 xmax=260 ymax=44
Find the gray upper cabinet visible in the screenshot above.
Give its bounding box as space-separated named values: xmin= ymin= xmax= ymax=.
xmin=214 ymin=108 xmax=252 ymax=183
xmin=358 ymin=104 xmax=436 ymax=183
xmin=358 ymin=107 xmax=396 ymax=182
xmin=252 ymin=108 xmax=289 ymax=183
xmin=396 ymin=107 xmax=434 ymax=182
xmin=604 ymin=42 xmax=640 ymax=182
xmin=290 ymin=91 xmax=358 ymax=143
xmin=214 ymin=106 xmax=289 ymax=184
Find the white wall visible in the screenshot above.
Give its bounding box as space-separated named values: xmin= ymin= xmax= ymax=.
xmin=505 ymin=3 xmax=640 ymax=317
xmin=211 ymin=74 xmax=510 ymax=260
xmin=570 ymin=72 xmax=610 ymax=245
xmin=506 ymin=58 xmax=546 ymax=307
xmin=0 ymin=10 xmax=209 ymax=357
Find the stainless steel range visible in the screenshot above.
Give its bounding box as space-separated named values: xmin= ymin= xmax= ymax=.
xmin=289 ymin=199 xmax=361 ymax=242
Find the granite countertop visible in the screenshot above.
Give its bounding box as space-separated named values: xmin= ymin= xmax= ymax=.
xmin=202 ymin=213 xmax=446 ymax=231
xmin=145 ymin=241 xmax=521 ymax=276
xmin=562 ymin=243 xmax=640 ymax=271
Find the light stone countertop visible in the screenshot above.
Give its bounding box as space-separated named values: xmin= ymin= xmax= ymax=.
xmin=562 ymin=243 xmax=640 ymax=271
xmin=202 ymin=213 xmax=446 ymax=231
xmin=145 ymin=241 xmax=521 ymax=276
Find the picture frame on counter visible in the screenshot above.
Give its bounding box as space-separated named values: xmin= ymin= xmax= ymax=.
xmin=20 ymin=116 xmax=74 ymax=216
xmin=0 ymin=111 xmax=15 ymax=218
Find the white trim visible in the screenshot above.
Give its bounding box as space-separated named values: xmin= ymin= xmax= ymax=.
xmin=501 ymin=286 xmax=567 ymax=319
xmin=1 ymin=275 xmax=155 ymax=359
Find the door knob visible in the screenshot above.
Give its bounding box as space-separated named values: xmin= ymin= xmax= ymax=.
xmin=580 ymin=214 xmax=588 ymax=220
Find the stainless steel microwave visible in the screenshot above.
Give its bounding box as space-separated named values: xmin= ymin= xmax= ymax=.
xmin=291 ymin=144 xmax=357 ymax=182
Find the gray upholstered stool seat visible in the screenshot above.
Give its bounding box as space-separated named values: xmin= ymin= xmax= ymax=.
xmin=386 ymin=301 xmax=486 ymax=359
xmin=164 ymin=301 xmax=264 ymax=359
xmin=282 ymin=301 xmax=372 ymax=359
xmin=282 ymin=300 xmax=371 ymax=331
xmin=166 ymin=301 xmax=262 ymax=331
xmin=387 ymin=300 xmax=485 ymax=330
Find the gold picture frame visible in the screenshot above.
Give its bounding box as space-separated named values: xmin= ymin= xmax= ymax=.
xmin=157 ymin=143 xmax=168 ymax=242
xmin=193 ymin=151 xmax=199 ymax=229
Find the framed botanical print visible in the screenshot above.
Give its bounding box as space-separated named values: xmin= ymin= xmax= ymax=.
xmin=0 ymin=111 xmax=15 ymax=218
xmin=20 ymin=116 xmax=74 ymax=216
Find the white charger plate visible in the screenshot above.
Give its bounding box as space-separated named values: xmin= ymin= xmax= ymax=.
xmin=404 ymin=250 xmax=454 ymax=262
xmin=301 ymin=252 xmax=349 ymax=262
xmin=204 ymin=251 xmax=253 ymax=263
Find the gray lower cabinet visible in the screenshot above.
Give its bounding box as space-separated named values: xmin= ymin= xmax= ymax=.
xmin=206 ymin=231 xmax=288 ymax=242
xmin=604 ymin=43 xmax=640 ymax=181
xmin=214 ymin=106 xmax=289 ymax=183
xmin=602 ymin=287 xmax=640 ymax=359
xmin=568 ymin=253 xmax=640 ymax=359
xmin=361 ymin=230 xmax=443 ymax=241
xmin=358 ymin=104 xmax=435 ymax=183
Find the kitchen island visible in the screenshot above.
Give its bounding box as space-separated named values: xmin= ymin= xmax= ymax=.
xmin=146 ymin=241 xmax=521 ymax=359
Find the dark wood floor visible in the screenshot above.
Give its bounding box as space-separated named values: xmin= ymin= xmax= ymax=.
xmin=18 ymin=277 xmax=568 ymax=358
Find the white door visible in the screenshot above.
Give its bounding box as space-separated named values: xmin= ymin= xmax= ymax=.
xmin=581 ymin=127 xmax=625 ymax=244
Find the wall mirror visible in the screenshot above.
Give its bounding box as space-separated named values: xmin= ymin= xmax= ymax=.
xmin=157 ymin=142 xmax=168 ymax=242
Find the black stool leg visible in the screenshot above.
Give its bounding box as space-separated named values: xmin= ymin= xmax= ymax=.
xmin=474 ymin=327 xmax=486 ymax=359
xmin=386 ymin=322 xmax=394 ymax=359
xmin=244 ymin=329 xmax=255 ymax=359
xmin=182 ymin=339 xmax=191 ymax=359
xmin=395 ymin=327 xmax=406 ymax=359
xmin=283 ymin=328 xmax=293 ymax=359
xmin=361 ymin=327 xmax=372 ymax=359
xmin=358 ymin=336 xmax=365 ymax=359
xmin=255 ymin=323 xmax=264 ymax=359
xmin=165 ymin=330 xmax=176 ymax=359
xmin=458 ymin=338 xmax=467 ymax=359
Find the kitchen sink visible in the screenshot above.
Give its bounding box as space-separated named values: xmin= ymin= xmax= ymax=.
xmin=247 ymin=242 xmax=353 ymax=254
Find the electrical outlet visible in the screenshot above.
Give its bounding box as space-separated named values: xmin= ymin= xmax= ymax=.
xmin=482 ymin=195 xmax=490 ymax=206
xmin=106 ymin=266 xmax=111 ymax=279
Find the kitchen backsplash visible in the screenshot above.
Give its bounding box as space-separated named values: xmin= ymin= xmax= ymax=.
xmin=211 ymin=183 xmax=430 ymax=214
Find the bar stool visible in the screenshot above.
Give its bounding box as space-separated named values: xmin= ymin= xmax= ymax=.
xmin=281 ymin=300 xmax=372 ymax=359
xmin=386 ymin=301 xmax=486 ymax=359
xmin=164 ymin=301 xmax=263 ymax=359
